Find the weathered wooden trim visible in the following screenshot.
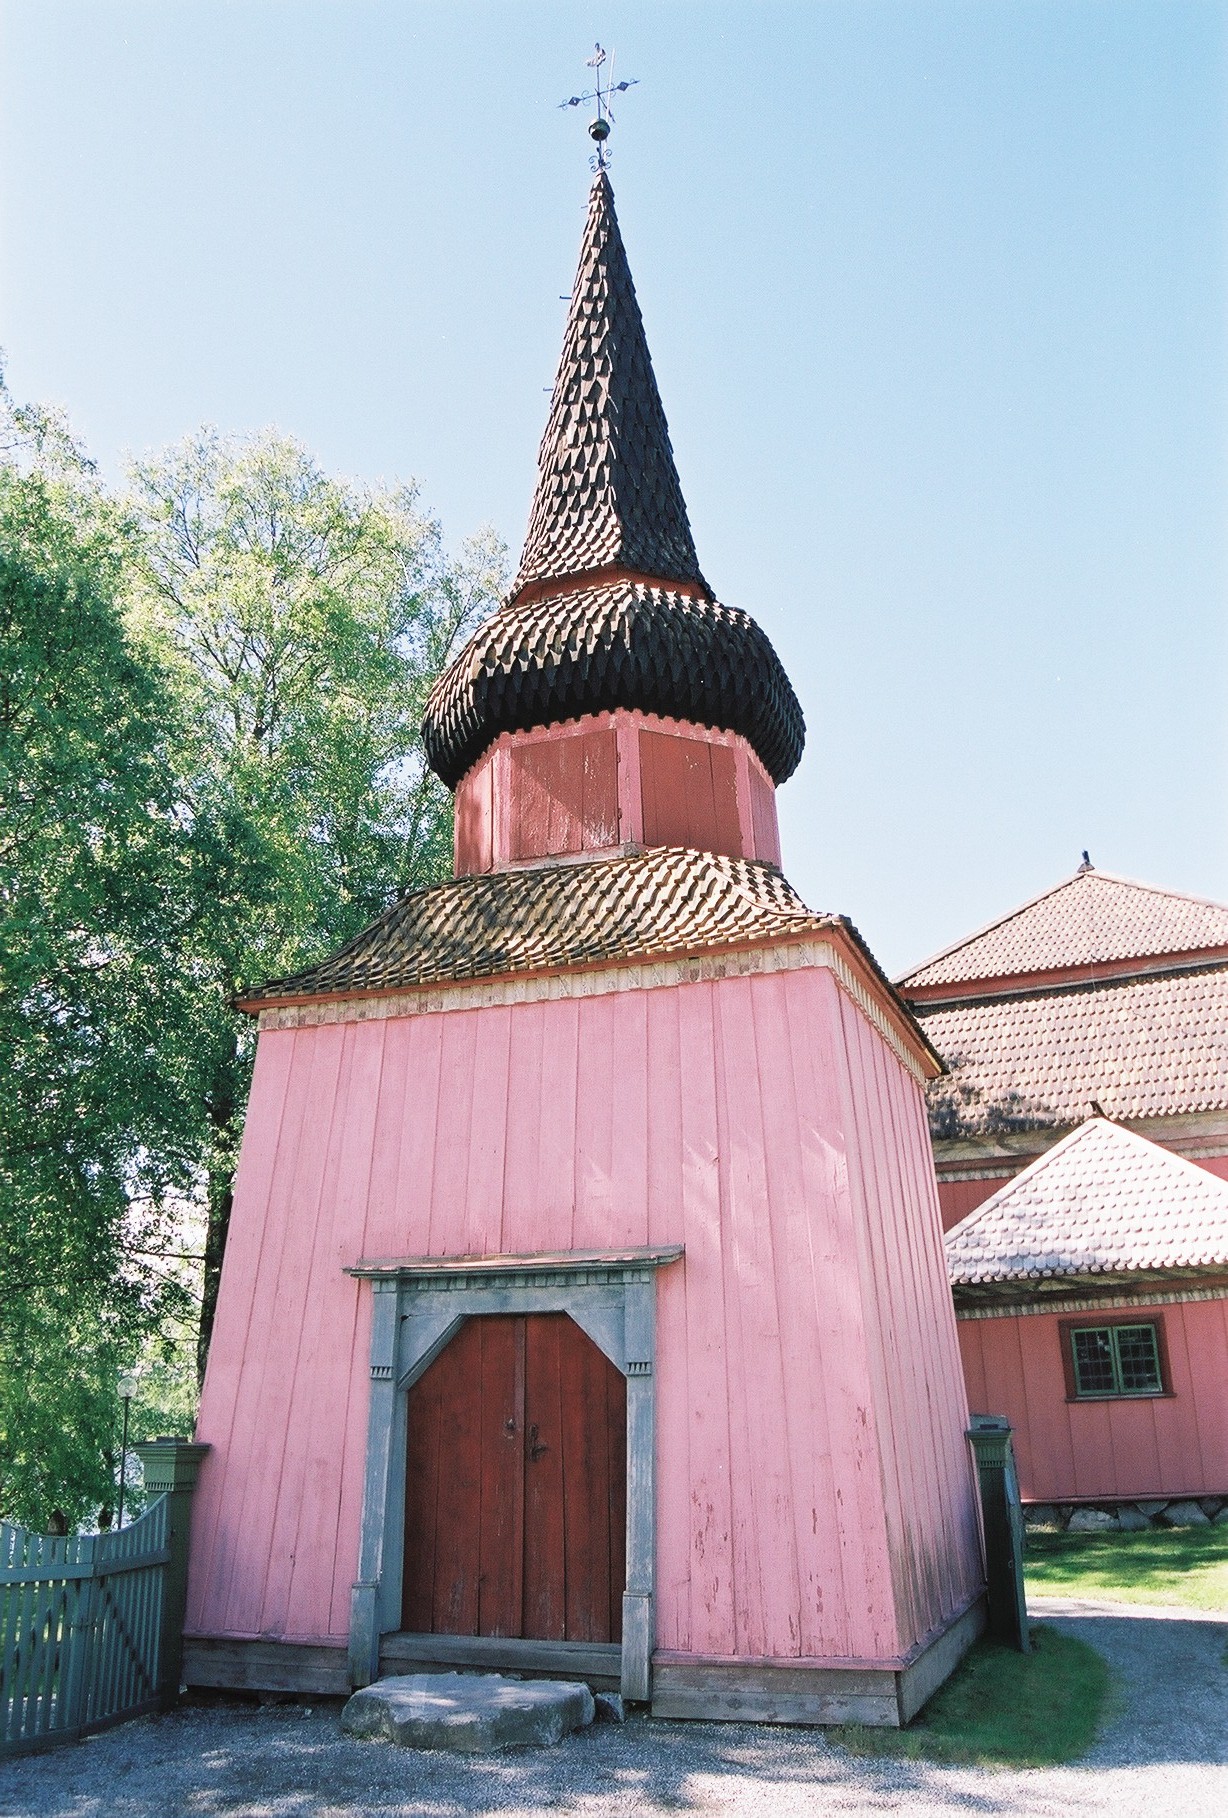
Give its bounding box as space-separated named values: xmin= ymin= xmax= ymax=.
xmin=956 ymin=1283 xmax=1228 ymax=1320
xmin=350 ymin=1278 xmax=399 ymax=1688
xmin=933 ymin=1112 xmax=1228 ymax=1178
xmin=896 ymin=1594 xmax=987 ymax=1723
xmin=904 ymin=946 xmax=1228 ymax=1009
xmin=254 ymin=934 xmax=935 ymax=1084
xmin=347 ymin=1246 xmax=683 ymax=1281
xmin=621 ymin=1274 xmax=656 ymax=1702
xmin=380 ymin=1632 xmax=621 ymax=1691
xmin=651 ymin=1659 xmax=901 ymax=1727
xmin=651 ymin=1596 xmax=986 ymax=1729
xmin=182 ymin=1636 xmax=350 ymax=1696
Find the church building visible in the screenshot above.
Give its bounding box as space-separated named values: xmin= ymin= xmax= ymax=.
xmin=183 ymin=170 xmax=985 ymax=1726
xmin=899 ymin=863 xmax=1228 ymax=1523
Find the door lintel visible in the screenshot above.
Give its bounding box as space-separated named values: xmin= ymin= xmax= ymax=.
xmin=344 ymin=1245 xmax=683 ymax=1282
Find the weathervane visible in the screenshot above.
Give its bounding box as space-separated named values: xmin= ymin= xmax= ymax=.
xmin=559 ymin=43 xmax=638 ymax=170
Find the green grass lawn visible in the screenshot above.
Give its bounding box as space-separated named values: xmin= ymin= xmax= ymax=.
xmin=831 ymin=1624 xmax=1108 ymax=1767
xmin=1025 ymin=1526 xmax=1228 ymax=1612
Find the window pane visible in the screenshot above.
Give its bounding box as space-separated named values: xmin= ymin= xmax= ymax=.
xmin=1072 ymin=1328 xmax=1116 ymax=1395
xmin=1114 ymin=1325 xmax=1162 ymax=1394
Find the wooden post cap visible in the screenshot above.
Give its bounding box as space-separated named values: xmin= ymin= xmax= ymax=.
xmin=133 ymin=1439 xmax=210 ymax=1493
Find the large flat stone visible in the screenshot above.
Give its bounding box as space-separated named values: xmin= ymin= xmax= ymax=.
xmin=1067 ymin=1506 xmax=1118 ymax=1532
xmin=340 ymin=1672 xmax=595 ymax=1752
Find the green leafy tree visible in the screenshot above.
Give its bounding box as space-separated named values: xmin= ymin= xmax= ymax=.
xmin=0 ymin=381 xmax=195 ymax=1526
xmin=126 ymin=430 xmax=505 ymax=1378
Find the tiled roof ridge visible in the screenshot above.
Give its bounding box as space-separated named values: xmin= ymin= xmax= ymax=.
xmin=897 ymin=870 xmax=1088 ymax=986
xmin=949 ymin=1115 xmax=1112 ymax=1226
xmin=899 ymin=867 xmax=1228 ymax=990
xmin=512 ymin=171 xmax=706 ymax=599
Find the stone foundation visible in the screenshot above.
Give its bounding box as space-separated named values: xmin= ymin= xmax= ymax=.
xmin=1023 ymin=1497 xmax=1228 ymax=1533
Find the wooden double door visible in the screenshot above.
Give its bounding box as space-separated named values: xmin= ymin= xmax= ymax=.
xmin=402 ymin=1313 xmax=627 ymax=1643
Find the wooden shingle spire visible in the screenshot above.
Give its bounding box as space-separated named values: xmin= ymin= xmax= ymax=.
xmin=512 ymin=171 xmax=707 ymax=601
xmin=422 ymin=173 xmax=806 ymax=790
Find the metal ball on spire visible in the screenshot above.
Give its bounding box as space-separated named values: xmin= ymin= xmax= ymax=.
xmin=558 ymin=42 xmax=637 ymax=170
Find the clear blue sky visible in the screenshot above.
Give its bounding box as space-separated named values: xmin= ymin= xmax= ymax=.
xmin=3 ymin=2 xmax=1225 ymax=975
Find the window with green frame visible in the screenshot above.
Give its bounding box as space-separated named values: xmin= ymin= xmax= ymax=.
xmin=1066 ymin=1320 xmax=1165 ymax=1398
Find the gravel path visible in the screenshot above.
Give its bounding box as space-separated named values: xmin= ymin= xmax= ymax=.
xmin=1 ymin=1603 xmax=1224 ymax=1818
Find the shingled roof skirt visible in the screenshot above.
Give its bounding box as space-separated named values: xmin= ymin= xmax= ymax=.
xmin=512 ymin=170 xmax=707 ymax=599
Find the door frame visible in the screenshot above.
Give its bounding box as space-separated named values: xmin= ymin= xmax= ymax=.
xmin=345 ymin=1246 xmax=683 ymax=1703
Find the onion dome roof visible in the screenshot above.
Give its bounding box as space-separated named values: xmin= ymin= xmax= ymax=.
xmin=422 ymin=172 xmax=805 ymax=790
xmin=423 ymin=578 xmax=803 ymax=789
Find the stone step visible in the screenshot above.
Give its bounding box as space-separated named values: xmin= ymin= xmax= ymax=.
xmin=340 ymin=1672 xmax=595 ymax=1752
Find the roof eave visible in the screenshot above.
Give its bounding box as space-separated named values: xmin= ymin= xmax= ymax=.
xmin=237 ymin=919 xmax=944 ymax=1078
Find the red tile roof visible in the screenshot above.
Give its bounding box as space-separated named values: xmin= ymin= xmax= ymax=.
xmin=945 ymin=1116 xmax=1228 ymax=1283
xmin=900 ymin=870 xmax=1228 ymax=991
xmin=919 ymin=964 xmax=1228 ymax=1130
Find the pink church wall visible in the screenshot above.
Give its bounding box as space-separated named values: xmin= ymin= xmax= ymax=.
xmin=452 ymin=711 xmax=782 ymax=875
xmin=188 ymin=964 xmax=981 ymax=1662
xmin=958 ymin=1298 xmax=1228 ymax=1502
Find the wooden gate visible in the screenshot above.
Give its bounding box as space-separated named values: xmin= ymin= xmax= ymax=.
xmin=0 ymin=1498 xmax=170 ymax=1756
xmin=402 ymin=1313 xmax=626 ymax=1643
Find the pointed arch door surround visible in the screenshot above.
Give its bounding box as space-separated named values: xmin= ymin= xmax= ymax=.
xmin=345 ymin=1246 xmax=682 ymax=1706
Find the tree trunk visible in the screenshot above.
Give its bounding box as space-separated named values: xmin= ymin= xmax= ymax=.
xmin=196 ymin=1177 xmax=233 ymax=1388
xmin=196 ymin=1045 xmax=239 ymax=1387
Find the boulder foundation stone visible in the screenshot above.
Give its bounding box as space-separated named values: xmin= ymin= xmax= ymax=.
xmin=1160 ymin=1500 xmax=1211 ymax=1528
xmin=340 ymin=1673 xmax=595 ymax=1752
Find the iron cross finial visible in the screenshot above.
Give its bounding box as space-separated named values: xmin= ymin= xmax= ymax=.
xmin=558 ymin=43 xmax=638 ymax=170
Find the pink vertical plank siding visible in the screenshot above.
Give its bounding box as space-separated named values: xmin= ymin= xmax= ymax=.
xmin=187 ymin=1030 xmax=297 ymax=1634
xmin=190 ymin=962 xmax=982 ymax=1661
xmin=453 ymin=750 xmax=495 ymax=875
xmin=958 ymin=1298 xmax=1228 ymax=1502
xmin=746 ymin=756 xmax=782 ymax=869
xmin=450 ymin=711 xmax=783 ymax=874
xmin=832 ymin=990 xmax=983 ymax=1652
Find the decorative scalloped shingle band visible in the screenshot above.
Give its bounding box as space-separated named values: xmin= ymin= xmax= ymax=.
xmin=422 ymin=579 xmax=805 ymax=789
xmin=256 ymin=938 xmax=931 ymax=1086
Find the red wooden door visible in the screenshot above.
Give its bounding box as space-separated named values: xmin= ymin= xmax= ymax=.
xmin=402 ymin=1313 xmax=626 ymax=1642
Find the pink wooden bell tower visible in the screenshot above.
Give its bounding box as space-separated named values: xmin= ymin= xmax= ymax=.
xmin=184 ymin=170 xmax=986 ymax=1725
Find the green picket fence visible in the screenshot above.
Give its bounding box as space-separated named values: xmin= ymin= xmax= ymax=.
xmin=0 ymin=1497 xmax=171 ymax=1755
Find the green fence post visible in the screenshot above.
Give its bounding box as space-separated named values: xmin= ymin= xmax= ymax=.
xmin=966 ymin=1414 xmax=1030 ymax=1652
xmin=133 ymin=1441 xmax=209 ymax=1706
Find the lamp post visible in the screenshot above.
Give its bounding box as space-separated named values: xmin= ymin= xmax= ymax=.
xmin=116 ymin=1373 xmax=138 ymax=1529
